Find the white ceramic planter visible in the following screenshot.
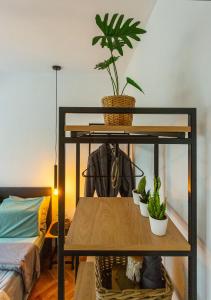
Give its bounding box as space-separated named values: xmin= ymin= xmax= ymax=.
xmin=132 ymin=189 xmax=140 ymax=205
xmin=139 ymin=201 xmax=149 ymax=217
xmin=149 ymin=216 xmax=168 ymax=236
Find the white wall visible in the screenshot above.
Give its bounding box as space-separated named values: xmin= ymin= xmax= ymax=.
xmin=0 ymin=70 xmax=111 ymax=219
xmin=126 ymin=0 xmax=211 ymax=299
xmin=0 ymin=0 xmax=156 ymax=220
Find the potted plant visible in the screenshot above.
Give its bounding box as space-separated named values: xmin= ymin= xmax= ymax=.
xmin=132 ymin=176 xmax=149 ymax=208
xmin=138 ymin=176 xmax=150 ymax=217
xmin=148 ymin=177 xmax=168 ymax=236
xmin=92 ymin=13 xmax=146 ymax=126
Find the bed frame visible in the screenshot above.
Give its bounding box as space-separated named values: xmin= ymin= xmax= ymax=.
xmin=0 ymin=187 xmax=52 ymax=265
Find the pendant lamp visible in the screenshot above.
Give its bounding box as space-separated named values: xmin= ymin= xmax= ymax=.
xmin=52 ymin=65 xmax=62 ymax=195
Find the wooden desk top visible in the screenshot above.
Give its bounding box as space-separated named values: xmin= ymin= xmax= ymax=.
xmin=65 ymin=197 xmax=190 ymax=252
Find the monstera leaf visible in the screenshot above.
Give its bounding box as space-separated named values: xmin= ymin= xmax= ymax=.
xmin=95 ymin=56 xmax=119 ymax=70
xmin=126 ymin=77 xmax=144 ymax=94
xmin=92 ymin=13 xmax=146 ymax=55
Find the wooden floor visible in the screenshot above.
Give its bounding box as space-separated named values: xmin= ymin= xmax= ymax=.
xmin=29 ymin=264 xmax=75 ymax=300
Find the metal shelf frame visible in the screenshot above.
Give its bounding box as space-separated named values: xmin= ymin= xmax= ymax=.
xmin=58 ymin=107 xmax=197 ymax=300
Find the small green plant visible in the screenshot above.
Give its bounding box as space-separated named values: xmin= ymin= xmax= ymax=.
xmin=92 ymin=13 xmax=146 ymax=96
xmin=136 ymin=176 xmax=150 ymax=204
xmin=148 ymin=177 xmax=166 ymax=220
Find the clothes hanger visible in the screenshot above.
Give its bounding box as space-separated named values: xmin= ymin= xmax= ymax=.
xmin=82 ymin=143 xmax=144 ymax=179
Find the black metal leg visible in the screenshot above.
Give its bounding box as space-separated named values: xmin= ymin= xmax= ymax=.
xmin=154 ymin=144 xmax=159 ymax=177
xmin=188 ymin=110 xmax=197 ymax=300
xmin=76 ymin=142 xmax=80 ymax=206
xmin=58 ymin=109 xmax=65 ymax=300
xmin=75 ymin=142 xmax=80 ymax=282
xmin=49 ymin=239 xmax=57 ymax=269
xmin=75 ymin=256 xmax=79 ymax=281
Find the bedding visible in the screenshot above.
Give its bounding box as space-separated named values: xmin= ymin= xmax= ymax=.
xmin=0 ymin=243 xmax=40 ymax=293
xmin=0 ymin=231 xmax=45 ymax=251
xmin=0 ymin=233 xmax=45 ymax=300
xmin=9 ymin=196 xmax=50 ymax=232
xmin=0 ymin=197 xmax=43 ymax=238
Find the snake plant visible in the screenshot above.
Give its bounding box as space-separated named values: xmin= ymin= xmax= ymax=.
xmin=92 ymin=13 xmax=146 ymax=96
xmin=148 ymin=177 xmax=166 ymax=220
xmin=136 ymin=176 xmax=150 ymax=204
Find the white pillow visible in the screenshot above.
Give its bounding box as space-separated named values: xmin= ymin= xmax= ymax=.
xmin=9 ymin=195 xmax=50 ymax=232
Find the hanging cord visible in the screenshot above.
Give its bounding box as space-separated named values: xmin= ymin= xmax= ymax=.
xmin=55 ymin=69 xmax=58 ymax=165
xmin=52 ymin=65 xmax=62 ymax=165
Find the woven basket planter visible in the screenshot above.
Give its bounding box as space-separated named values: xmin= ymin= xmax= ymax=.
xmin=102 ymin=96 xmax=135 ymax=126
xmin=95 ymin=256 xmax=174 ymax=300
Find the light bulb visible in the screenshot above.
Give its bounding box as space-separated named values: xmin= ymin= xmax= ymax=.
xmin=53 ymin=188 xmax=59 ymax=196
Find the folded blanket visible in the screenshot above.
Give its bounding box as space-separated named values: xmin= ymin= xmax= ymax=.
xmin=0 ymin=243 xmax=40 ymax=293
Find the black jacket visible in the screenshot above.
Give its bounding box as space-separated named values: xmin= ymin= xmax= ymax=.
xmin=84 ymin=144 xmax=134 ymax=197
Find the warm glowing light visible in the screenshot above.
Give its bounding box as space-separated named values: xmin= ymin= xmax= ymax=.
xmin=53 ymin=188 xmax=59 ymax=196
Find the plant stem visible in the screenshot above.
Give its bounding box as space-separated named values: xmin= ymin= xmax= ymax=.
xmin=107 ymin=66 xmax=117 ymax=95
xmin=110 ymin=50 xmax=119 ymax=95
xmin=121 ymin=82 xmax=128 ymax=95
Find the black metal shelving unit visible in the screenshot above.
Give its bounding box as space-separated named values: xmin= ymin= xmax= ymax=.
xmin=58 ymin=107 xmax=197 ymax=300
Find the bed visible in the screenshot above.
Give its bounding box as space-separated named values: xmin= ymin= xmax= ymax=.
xmin=0 ymin=187 xmax=52 ymax=300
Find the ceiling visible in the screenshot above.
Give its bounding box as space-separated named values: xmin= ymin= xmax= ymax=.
xmin=0 ymin=0 xmax=156 ymax=72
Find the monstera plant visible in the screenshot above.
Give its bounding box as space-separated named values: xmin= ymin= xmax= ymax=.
xmin=92 ymin=13 xmax=146 ymax=126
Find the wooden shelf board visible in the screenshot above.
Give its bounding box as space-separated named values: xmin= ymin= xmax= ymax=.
xmin=65 ymin=197 xmax=190 ymax=252
xmin=74 ymin=261 xmax=96 ymax=300
xmin=65 ymin=125 xmax=191 ymax=133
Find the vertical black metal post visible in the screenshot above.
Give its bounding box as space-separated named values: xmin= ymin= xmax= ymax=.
xmin=127 ymin=143 xmax=130 ymax=157
xmin=58 ymin=109 xmax=65 ymax=300
xmin=75 ymin=142 xmax=80 ymax=279
xmin=89 ymin=142 xmax=91 ymax=156
xmin=154 ymin=144 xmax=159 ymax=177
xmin=188 ymin=109 xmax=197 ymax=299
xmin=76 ymin=143 xmax=80 ymax=206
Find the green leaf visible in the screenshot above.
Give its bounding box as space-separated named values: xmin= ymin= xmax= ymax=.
xmin=95 ymin=56 xmax=120 ymax=70
xmin=92 ymin=36 xmax=102 ymax=46
xmin=103 ymin=13 xmax=109 ymax=34
xmin=108 ymin=13 xmax=118 ymax=34
xmin=121 ymin=18 xmax=134 ymax=33
xmin=136 ymin=28 xmax=147 ymax=34
xmin=107 ymin=36 xmax=113 ymax=49
xmin=92 ymin=13 xmax=146 ymax=55
xmin=137 ymin=176 xmax=146 ymax=194
xmin=126 ymin=77 xmax=144 ymax=94
xmin=157 ymin=177 xmax=161 ymax=191
xmin=127 ymin=33 xmax=141 ymax=41
xmin=131 ymin=21 xmax=141 ymax=28
xmin=95 ymin=15 xmax=105 ymax=34
xmin=103 ymin=13 xmax=109 ymax=24
xmin=114 ymin=37 xmax=123 ymax=55
xmin=121 ymin=36 xmax=133 ymax=48
xmin=115 ymin=14 xmax=125 ymax=32
xmin=101 ymin=36 xmax=107 ymax=48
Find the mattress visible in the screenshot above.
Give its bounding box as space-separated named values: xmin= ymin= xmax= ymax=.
xmin=0 ymin=232 xmax=45 ymax=300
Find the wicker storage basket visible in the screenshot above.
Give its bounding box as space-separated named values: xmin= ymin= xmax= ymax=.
xmin=95 ymin=256 xmax=173 ymax=300
xmin=102 ymin=96 xmax=135 ymax=126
